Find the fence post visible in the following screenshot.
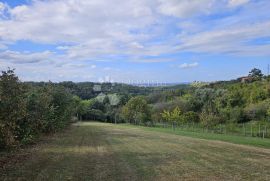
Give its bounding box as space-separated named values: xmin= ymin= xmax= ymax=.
xmin=259 ymin=124 xmax=261 ymax=138
xmin=251 ymin=125 xmax=253 ymax=137
xmin=244 ymin=123 xmax=246 ymax=136
xmin=264 ymin=125 xmax=267 ymax=139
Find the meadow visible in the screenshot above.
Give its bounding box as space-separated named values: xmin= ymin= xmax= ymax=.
xmin=1 ymin=122 xmax=270 ymax=181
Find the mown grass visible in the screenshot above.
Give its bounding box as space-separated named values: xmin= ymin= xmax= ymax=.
xmin=119 ymin=123 xmax=270 ymax=149
xmin=1 ymin=122 xmax=270 ymax=181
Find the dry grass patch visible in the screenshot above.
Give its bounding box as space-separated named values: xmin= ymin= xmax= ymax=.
xmin=1 ymin=122 xmax=270 ymax=181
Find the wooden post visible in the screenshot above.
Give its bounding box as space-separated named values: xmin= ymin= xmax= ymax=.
xmin=251 ymin=125 xmax=253 ymax=137
xmin=264 ymin=125 xmax=267 ymax=139
xmin=244 ymin=124 xmax=246 ymax=136
xmin=259 ymin=124 xmax=261 ymax=137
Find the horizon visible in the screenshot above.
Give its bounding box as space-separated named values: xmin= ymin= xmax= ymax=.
xmin=0 ymin=0 xmax=270 ymax=82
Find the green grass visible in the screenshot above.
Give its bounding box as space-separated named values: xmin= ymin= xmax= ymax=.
xmin=119 ymin=124 xmax=270 ymax=149
xmin=1 ymin=122 xmax=270 ymax=180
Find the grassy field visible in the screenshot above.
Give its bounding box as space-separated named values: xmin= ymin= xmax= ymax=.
xmin=1 ymin=122 xmax=270 ymax=181
xmin=121 ymin=124 xmax=270 ymax=149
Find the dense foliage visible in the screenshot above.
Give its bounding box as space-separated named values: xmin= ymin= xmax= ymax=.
xmin=0 ymin=69 xmax=76 ymax=149
xmin=1 ymin=68 xmax=270 ymax=149
xmin=73 ymin=68 xmax=270 ymax=129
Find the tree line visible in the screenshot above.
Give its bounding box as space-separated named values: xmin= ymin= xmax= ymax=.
xmin=73 ymin=68 xmax=270 ymax=128
xmin=1 ymin=68 xmax=269 ymax=149
xmin=0 ymin=69 xmax=76 ymax=149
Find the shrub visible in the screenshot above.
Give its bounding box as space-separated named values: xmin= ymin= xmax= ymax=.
xmin=0 ymin=69 xmax=75 ymax=149
xmin=244 ymin=101 xmax=269 ymax=121
xmin=182 ymin=111 xmax=199 ymax=123
xmin=0 ymin=69 xmax=26 ymax=148
xmin=200 ymin=111 xmax=221 ymax=127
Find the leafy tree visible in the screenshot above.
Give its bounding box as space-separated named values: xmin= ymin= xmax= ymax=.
xmin=267 ymin=107 xmax=270 ymax=121
xmin=249 ymin=68 xmax=263 ymax=80
xmin=0 ymin=69 xmax=26 ymax=147
xmin=121 ymin=96 xmax=150 ymax=124
xmin=0 ymin=69 xmax=77 ymax=149
xmin=20 ymin=86 xmax=53 ymax=143
xmin=161 ymin=107 xmax=182 ymax=123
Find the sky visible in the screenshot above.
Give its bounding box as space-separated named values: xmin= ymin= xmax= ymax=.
xmin=0 ymin=0 xmax=270 ymax=83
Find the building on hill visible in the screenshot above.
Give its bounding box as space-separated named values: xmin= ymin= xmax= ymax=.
xmin=238 ymin=76 xmax=253 ymax=83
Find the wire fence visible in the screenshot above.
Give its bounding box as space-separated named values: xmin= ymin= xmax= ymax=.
xmin=136 ymin=121 xmax=270 ymax=139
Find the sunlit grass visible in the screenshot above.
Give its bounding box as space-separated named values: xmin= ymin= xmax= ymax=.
xmin=42 ymin=146 xmax=107 ymax=154
xmin=1 ymin=122 xmax=270 ymax=181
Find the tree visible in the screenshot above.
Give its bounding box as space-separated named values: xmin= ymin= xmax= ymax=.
xmin=200 ymin=110 xmax=220 ymax=127
xmin=121 ymin=96 xmax=150 ymax=124
xmin=249 ymin=68 xmax=263 ymax=79
xmin=0 ymin=69 xmax=27 ymax=147
xmin=182 ymin=111 xmax=199 ymax=123
xmin=267 ymin=107 xmax=270 ymax=121
xmin=20 ymin=86 xmax=53 ymax=143
xmin=161 ymin=107 xmax=182 ymax=123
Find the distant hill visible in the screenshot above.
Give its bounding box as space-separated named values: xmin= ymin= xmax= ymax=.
xmin=25 ymin=81 xmax=191 ymax=100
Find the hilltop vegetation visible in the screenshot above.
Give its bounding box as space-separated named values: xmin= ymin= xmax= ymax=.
xmin=72 ymin=68 xmax=270 ymax=129
xmin=1 ymin=68 xmax=270 ymax=149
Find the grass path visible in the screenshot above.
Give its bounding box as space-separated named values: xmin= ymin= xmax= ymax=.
xmin=1 ymin=122 xmax=270 ymax=180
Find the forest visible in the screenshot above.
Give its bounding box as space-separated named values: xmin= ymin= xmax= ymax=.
xmin=71 ymin=68 xmax=270 ymax=127
xmin=1 ymin=68 xmax=270 ymax=149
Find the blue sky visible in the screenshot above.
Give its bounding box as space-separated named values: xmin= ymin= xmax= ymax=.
xmin=0 ymin=0 xmax=270 ymax=83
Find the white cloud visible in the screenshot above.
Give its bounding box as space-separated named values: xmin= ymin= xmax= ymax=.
xmin=228 ymin=0 xmax=249 ymax=7
xmin=103 ymin=67 xmax=112 ymax=71
xmin=158 ymin=0 xmax=216 ymax=18
xmin=90 ymin=65 xmax=97 ymax=69
xmin=177 ymin=21 xmax=270 ymax=56
xmin=0 ymin=50 xmax=54 ymax=64
xmin=0 ymin=0 xmax=155 ymax=44
xmin=0 ymin=0 xmax=268 ymax=61
xmin=0 ymin=0 xmax=269 ymax=82
xmin=179 ymin=62 xmax=199 ymax=69
xmin=0 ymin=2 xmax=9 ymax=18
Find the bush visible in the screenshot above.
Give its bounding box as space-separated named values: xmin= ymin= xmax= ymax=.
xmin=182 ymin=111 xmax=199 ymax=123
xmin=200 ymin=111 xmax=221 ymax=127
xmin=244 ymin=101 xmax=269 ymax=121
xmin=0 ymin=69 xmax=26 ymax=147
xmin=0 ymin=69 xmax=75 ymax=149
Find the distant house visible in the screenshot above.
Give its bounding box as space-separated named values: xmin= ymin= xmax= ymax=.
xmin=238 ymin=76 xmax=253 ymax=83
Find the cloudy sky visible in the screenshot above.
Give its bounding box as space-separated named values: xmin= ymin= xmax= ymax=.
xmin=0 ymin=0 xmax=269 ymax=83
